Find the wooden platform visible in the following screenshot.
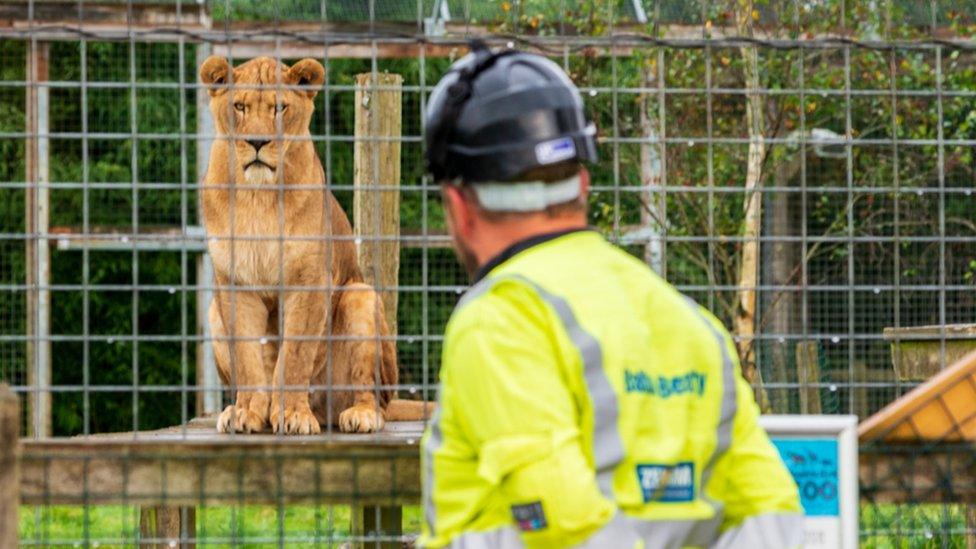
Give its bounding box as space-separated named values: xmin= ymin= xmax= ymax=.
xmin=20 ymin=416 xmax=426 ymax=506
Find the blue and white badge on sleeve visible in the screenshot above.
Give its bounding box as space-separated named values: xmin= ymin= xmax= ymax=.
xmin=535 ymin=137 xmax=577 ymax=165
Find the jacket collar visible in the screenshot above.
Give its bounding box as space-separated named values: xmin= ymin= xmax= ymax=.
xmin=472 ymin=227 xmax=592 ymax=283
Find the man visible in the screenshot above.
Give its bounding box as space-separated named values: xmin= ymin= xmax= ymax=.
xmin=419 ymin=43 xmax=802 ymax=549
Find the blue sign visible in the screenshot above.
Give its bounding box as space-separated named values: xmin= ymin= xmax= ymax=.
xmin=772 ymin=438 xmax=839 ymax=517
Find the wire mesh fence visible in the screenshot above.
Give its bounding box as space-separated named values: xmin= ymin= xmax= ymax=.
xmin=1 ymin=0 xmax=975 ymax=546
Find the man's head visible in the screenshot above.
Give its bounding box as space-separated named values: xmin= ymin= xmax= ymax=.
xmin=440 ymin=162 xmax=590 ymax=277
xmin=424 ymin=44 xmax=598 ymax=278
xmin=199 ymin=56 xmax=325 ymax=185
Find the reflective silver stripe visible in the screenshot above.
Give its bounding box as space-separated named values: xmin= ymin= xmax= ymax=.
xmin=630 ymin=516 xmax=722 ymax=549
xmin=711 ymin=513 xmax=805 ymax=549
xmin=426 ymin=278 xmax=500 ymax=537
xmin=423 ymin=398 xmax=444 ymax=537
xmin=572 ymin=512 xmax=640 ymax=548
xmin=508 ymin=274 xmax=626 ymax=497
xmin=686 ymin=299 xmax=738 ymax=517
xmin=447 ymin=527 xmax=523 ymax=548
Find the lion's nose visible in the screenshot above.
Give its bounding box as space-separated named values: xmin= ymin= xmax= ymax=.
xmin=246 ymin=139 xmax=270 ymax=152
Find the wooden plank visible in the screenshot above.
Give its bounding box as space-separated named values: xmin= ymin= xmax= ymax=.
xmin=884 ymin=324 xmax=976 ymax=382
xmin=361 ymin=505 xmax=402 ymax=549
xmin=0 ymin=2 xmax=208 ymax=29
xmin=139 ymin=506 xmax=196 ymax=549
xmin=214 ymin=42 xmax=465 ymax=61
xmin=859 ymin=348 xmax=976 ymax=443
xmin=796 ymin=341 xmax=822 ymax=415
xmin=353 ymin=72 xmax=402 ymax=335
xmin=25 ymin=40 xmax=51 ymax=439
xmin=20 ymin=420 xmax=425 ymax=506
xmin=854 ymin=361 xmax=870 ymax=419
xmin=0 ymin=385 xmax=19 ymax=549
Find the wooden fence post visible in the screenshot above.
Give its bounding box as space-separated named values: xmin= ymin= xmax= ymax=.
xmin=139 ymin=506 xmax=195 ymax=549
xmin=25 ymin=40 xmax=51 ymax=438
xmin=796 ymin=341 xmax=822 ymax=414
xmin=352 ymin=71 xmax=403 ymax=549
xmin=0 ymin=384 xmax=20 ymax=548
xmin=353 ymin=72 xmax=402 ymax=335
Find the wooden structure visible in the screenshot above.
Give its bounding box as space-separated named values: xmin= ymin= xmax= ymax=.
xmin=354 ymin=72 xmax=403 ymax=335
xmin=884 ymin=324 xmax=976 ymax=382
xmin=24 ymin=41 xmax=51 ymax=438
xmin=860 ymin=348 xmax=976 ymax=443
xmin=9 ymin=414 xmax=423 ymax=548
xmin=858 ymin=349 xmax=976 ymax=545
xmin=0 ymin=386 xmax=19 ymax=549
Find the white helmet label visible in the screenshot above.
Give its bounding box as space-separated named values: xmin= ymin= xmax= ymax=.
xmin=535 ymin=137 xmax=576 ymax=165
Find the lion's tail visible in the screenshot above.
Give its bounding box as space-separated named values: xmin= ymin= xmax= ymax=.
xmin=385 ymin=398 xmax=437 ymax=421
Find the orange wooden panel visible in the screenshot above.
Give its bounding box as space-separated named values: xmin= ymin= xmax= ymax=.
xmin=859 ymin=348 xmax=976 ymax=443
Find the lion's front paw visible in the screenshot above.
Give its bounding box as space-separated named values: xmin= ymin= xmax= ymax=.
xmin=338 ymin=404 xmax=385 ymax=433
xmin=216 ymin=404 xmax=267 ymax=434
xmin=270 ymin=403 xmax=321 ymax=435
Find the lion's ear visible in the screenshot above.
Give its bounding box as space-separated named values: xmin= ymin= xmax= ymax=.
xmin=288 ymin=58 xmax=325 ymax=99
xmin=200 ymin=55 xmax=232 ymax=98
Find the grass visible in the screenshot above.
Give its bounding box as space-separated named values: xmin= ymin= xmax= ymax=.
xmin=20 ymin=505 xmax=423 ymax=547
xmin=19 ymin=503 xmax=976 ymax=547
xmin=861 ymin=503 xmax=975 ymax=548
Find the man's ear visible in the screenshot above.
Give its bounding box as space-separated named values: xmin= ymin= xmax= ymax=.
xmin=579 ymin=166 xmax=590 ymax=195
xmin=199 ymin=55 xmax=232 ymax=98
xmin=288 ymin=58 xmax=326 ymax=99
xmin=442 ymin=185 xmax=474 ymax=236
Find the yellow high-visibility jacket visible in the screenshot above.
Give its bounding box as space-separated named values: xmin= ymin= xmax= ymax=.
xmin=420 ymin=230 xmax=802 ymax=548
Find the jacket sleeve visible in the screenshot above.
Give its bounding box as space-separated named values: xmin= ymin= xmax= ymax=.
xmin=442 ymin=282 xmax=637 ymax=549
xmin=702 ymin=311 xmax=804 ymax=548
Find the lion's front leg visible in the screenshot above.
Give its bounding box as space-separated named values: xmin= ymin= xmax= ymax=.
xmin=270 ymin=285 xmax=329 ymax=435
xmin=212 ymin=288 xmax=272 ymax=434
xmin=332 ymin=282 xmax=394 ymax=434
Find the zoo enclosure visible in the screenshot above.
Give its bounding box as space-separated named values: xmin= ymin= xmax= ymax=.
xmin=1 ymin=0 xmax=976 ymax=546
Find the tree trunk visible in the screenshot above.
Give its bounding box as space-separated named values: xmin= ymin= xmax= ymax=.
xmin=639 ymin=57 xmax=665 ymax=274
xmin=734 ymin=0 xmax=769 ymax=410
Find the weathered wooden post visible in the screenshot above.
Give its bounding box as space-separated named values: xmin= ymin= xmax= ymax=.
xmin=0 ymin=384 xmax=20 ymax=548
xmin=354 ymin=71 xmax=402 ymax=335
xmin=25 ymin=41 xmax=51 ymax=438
xmin=796 ymin=341 xmax=822 ymax=415
xmin=139 ymin=507 xmax=196 ymax=549
xmin=352 ymin=71 xmax=403 ymax=549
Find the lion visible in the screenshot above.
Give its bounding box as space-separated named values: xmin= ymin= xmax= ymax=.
xmin=199 ymin=55 xmax=430 ymax=434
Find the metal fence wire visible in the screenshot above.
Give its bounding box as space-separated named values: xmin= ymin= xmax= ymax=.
xmin=1 ymin=0 xmax=975 ymax=546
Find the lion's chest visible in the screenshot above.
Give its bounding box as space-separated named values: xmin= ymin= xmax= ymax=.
xmin=206 ymin=203 xmax=310 ymax=293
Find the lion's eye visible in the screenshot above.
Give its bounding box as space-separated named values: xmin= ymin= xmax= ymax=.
xmin=233 ymin=102 xmax=245 ymax=112
xmin=276 ymin=103 xmax=288 ymax=114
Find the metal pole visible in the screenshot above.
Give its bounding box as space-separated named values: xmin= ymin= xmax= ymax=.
xmin=195 ymin=42 xmax=220 ymax=416
xmin=196 ymin=254 xmax=219 ymax=415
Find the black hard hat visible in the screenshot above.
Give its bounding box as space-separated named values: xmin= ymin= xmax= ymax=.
xmin=424 ymin=42 xmax=598 ymax=184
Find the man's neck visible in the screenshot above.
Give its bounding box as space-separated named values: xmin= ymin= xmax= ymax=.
xmin=473 ymin=216 xmax=587 ymax=269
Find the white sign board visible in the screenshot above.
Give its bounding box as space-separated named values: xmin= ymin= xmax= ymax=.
xmin=761 ymin=415 xmax=859 ymax=549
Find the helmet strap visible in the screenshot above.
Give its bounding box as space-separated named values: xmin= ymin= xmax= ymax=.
xmin=428 ymin=41 xmax=517 ymax=180
xmin=469 ymin=174 xmax=582 ymax=213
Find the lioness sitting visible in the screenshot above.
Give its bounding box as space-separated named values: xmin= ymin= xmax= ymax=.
xmin=199 ymin=55 xmax=427 ymax=434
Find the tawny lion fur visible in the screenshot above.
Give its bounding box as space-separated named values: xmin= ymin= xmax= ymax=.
xmin=199 ymin=55 xmax=430 ymax=434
